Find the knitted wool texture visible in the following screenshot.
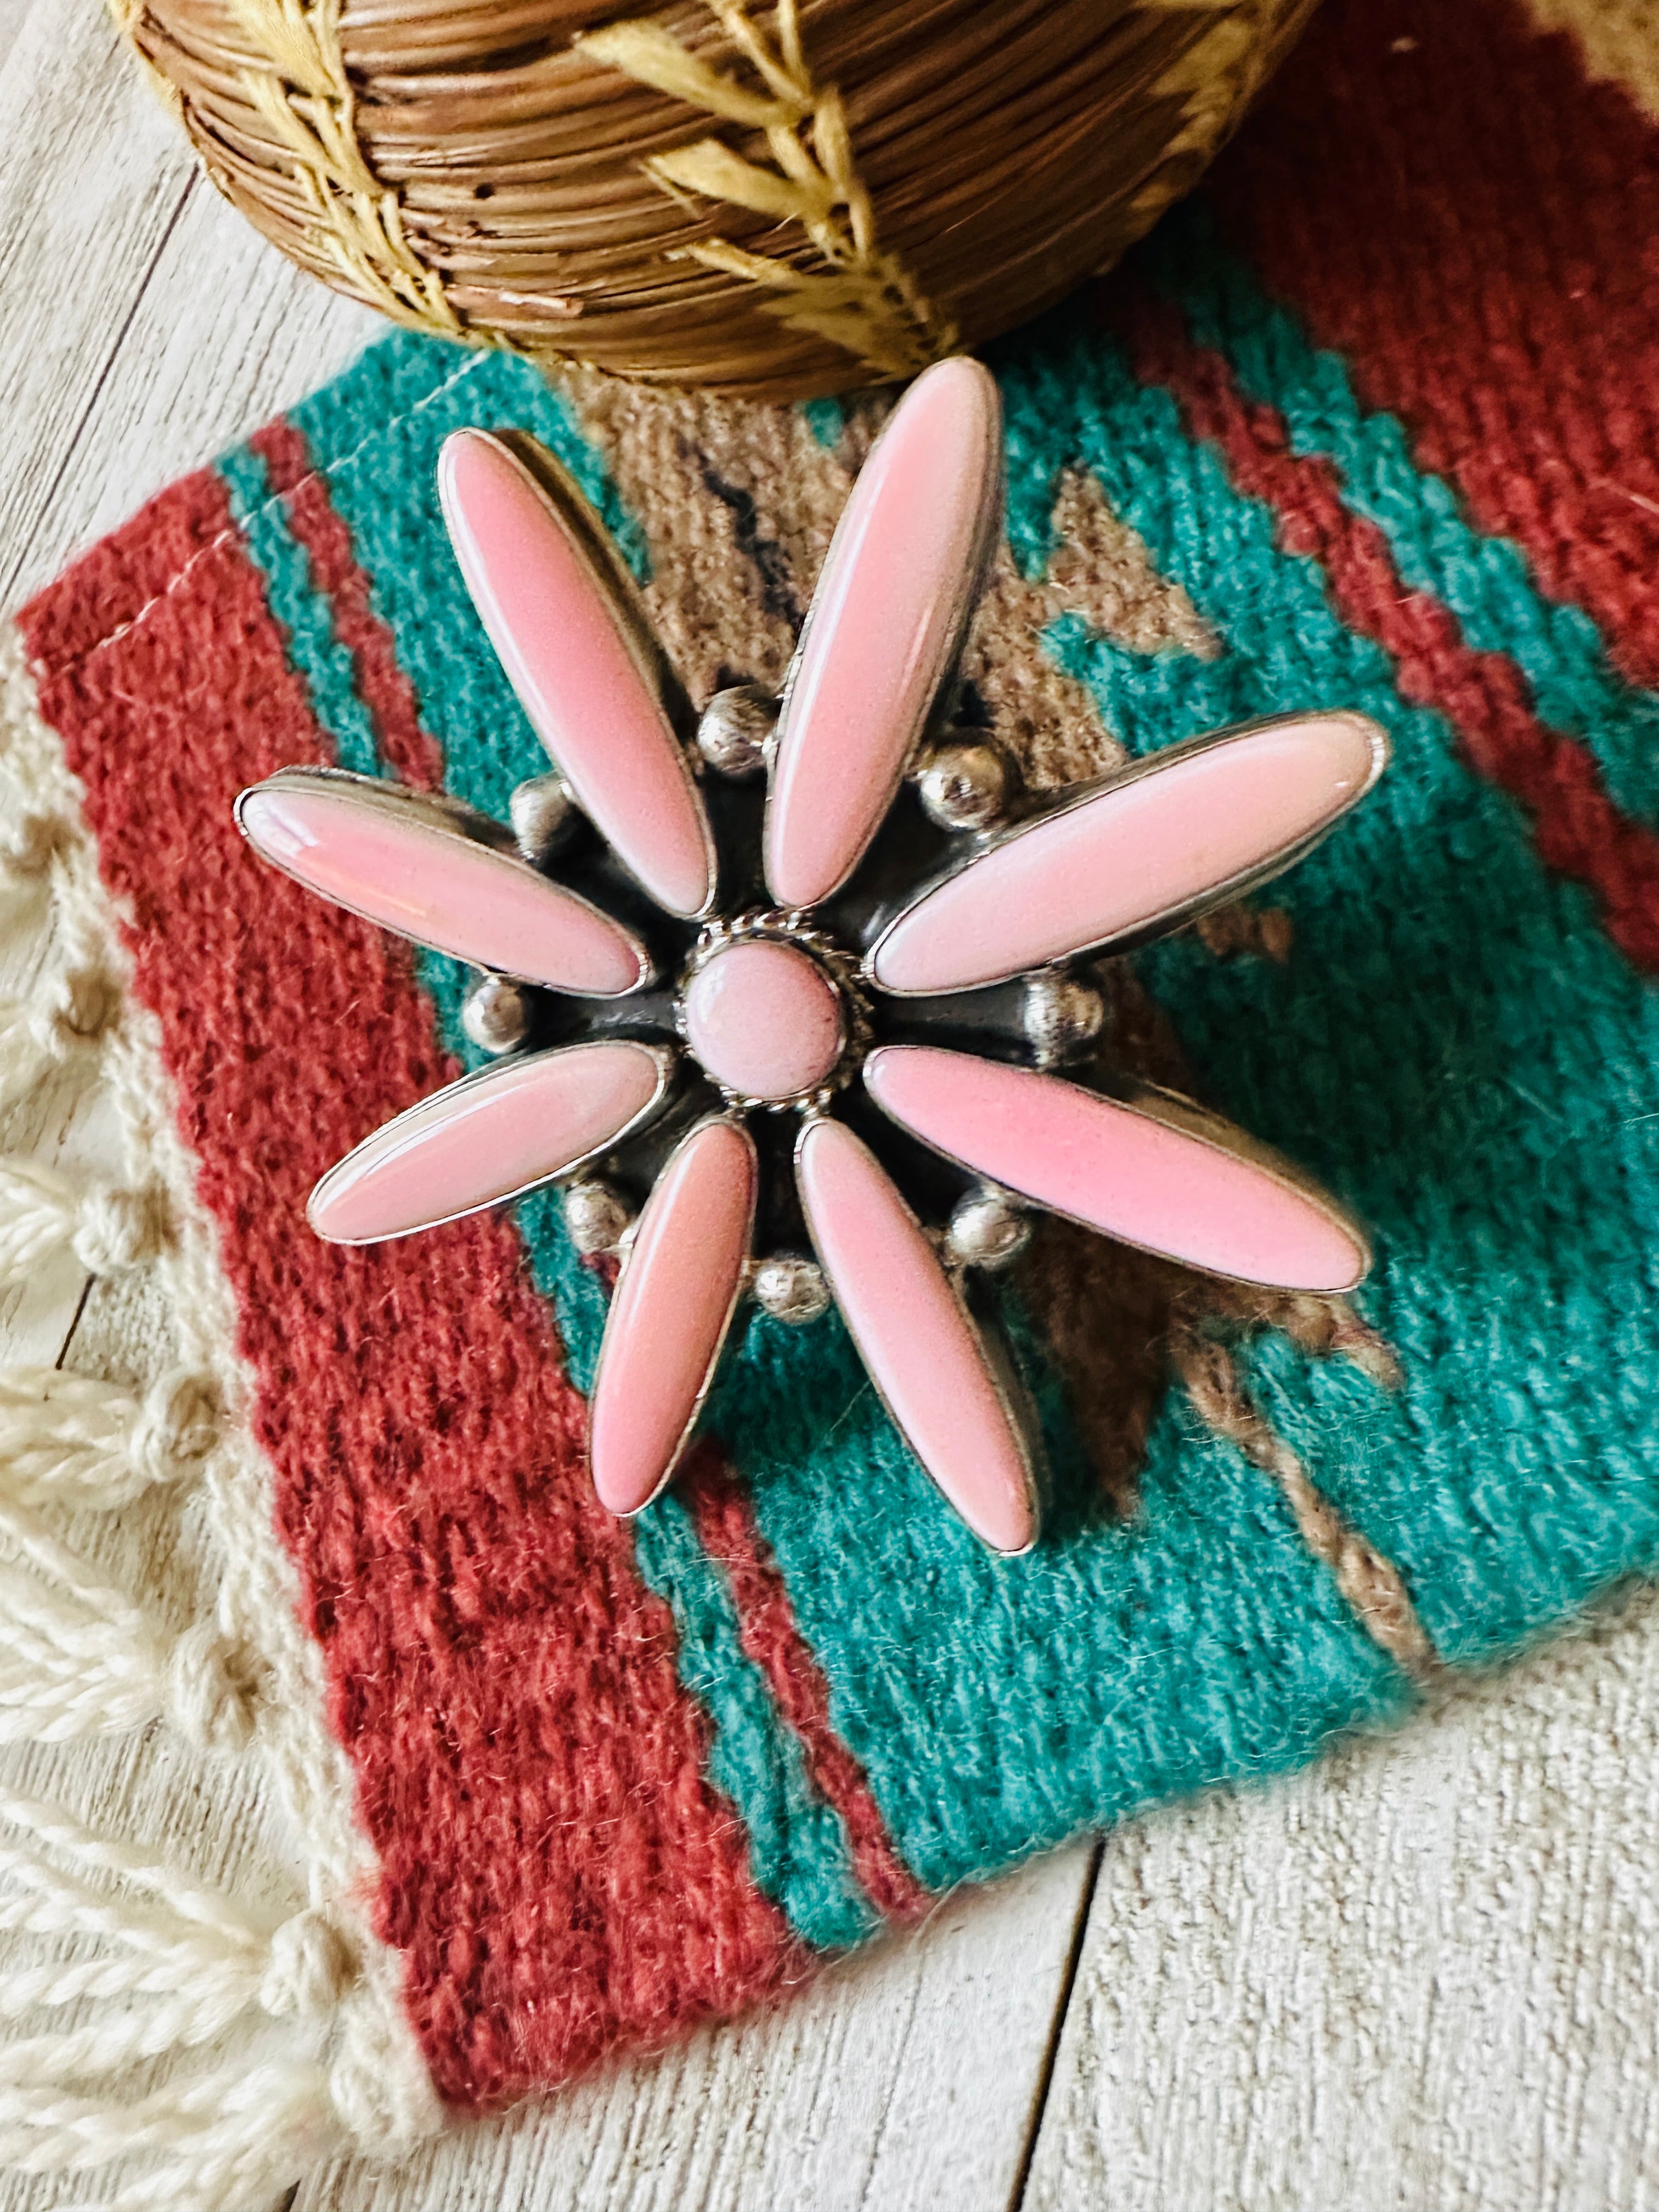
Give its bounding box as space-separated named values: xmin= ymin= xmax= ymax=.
xmin=12 ymin=0 xmax=1659 ymax=2119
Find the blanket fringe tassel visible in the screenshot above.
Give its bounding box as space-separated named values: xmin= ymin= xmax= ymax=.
xmin=0 ymin=629 xmax=441 ymax=2208
xmin=0 ymin=1784 xmax=373 ymax=2208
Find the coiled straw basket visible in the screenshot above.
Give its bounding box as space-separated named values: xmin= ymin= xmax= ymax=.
xmin=116 ymin=0 xmax=1318 ymax=399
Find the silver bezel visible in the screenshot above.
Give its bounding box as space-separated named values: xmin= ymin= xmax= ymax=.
xmin=675 ymin=908 xmax=871 ymax=1113
xmin=454 ymin=432 xmax=723 ymax=924
xmin=864 ymin=708 xmax=1391 ymax=997
xmin=763 ymin=366 xmax=1006 ymax=909
xmin=306 ymin=1039 xmax=679 ymax=1245
xmin=234 ymin=766 xmax=654 ymax=999
xmin=793 ymin=1113 xmax=1046 ymax=1556
xmin=594 ymin=1111 xmax=758 ymax=1520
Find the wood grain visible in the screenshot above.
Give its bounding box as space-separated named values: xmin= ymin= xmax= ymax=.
xmin=0 ymin=0 xmax=33 ymax=77
xmin=296 ymin=1844 xmax=1097 ymax=2212
xmin=18 ymin=12 xmax=1655 ymax=2209
xmin=1023 ymin=1584 xmax=1659 ymax=2212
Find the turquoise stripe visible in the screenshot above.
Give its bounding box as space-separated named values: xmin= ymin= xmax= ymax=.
xmin=1139 ymin=203 xmax=1659 ymax=831
xmin=218 ymin=443 xmax=381 ymax=780
xmin=223 ymin=303 xmax=1659 ymax=1914
xmin=631 ymin=1495 xmax=877 ymax=1948
xmin=227 ymin=335 xmax=877 ymax=1947
xmin=996 ymin=314 xmax=1659 ymax=1662
xmin=715 ymin=1289 xmax=1410 ymax=1892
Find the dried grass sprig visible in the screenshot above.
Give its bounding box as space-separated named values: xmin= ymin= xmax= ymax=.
xmin=579 ymin=1 xmax=956 ymax=379
xmin=223 ymin=0 xmax=462 ymax=341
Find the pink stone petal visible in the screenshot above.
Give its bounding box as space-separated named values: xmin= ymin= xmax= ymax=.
xmin=765 ymin=358 xmax=1002 ymax=910
xmin=439 ymin=430 xmax=716 ymax=919
xmin=865 ymin=1046 xmax=1370 ymax=1292
xmin=795 ymin=1116 xmax=1039 ymax=1554
xmin=868 ymin=711 xmax=1387 ymax=995
xmin=238 ymin=771 xmax=648 ymax=997
xmin=589 ymin=1117 xmax=757 ymax=1516
xmin=309 ymin=1040 xmax=674 ymax=1244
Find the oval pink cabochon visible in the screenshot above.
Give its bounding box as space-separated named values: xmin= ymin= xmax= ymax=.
xmin=309 ymin=1040 xmax=669 ymax=1244
xmin=765 ymin=358 xmax=1002 ymax=912
xmin=795 ymin=1116 xmax=1037 ymax=1554
xmin=871 ymin=712 xmax=1386 ymax=995
xmin=239 ymin=779 xmax=647 ymax=997
xmin=439 ymin=431 xmax=715 ymax=920
xmin=865 ymin=1046 xmax=1368 ymax=1293
xmin=589 ymin=1118 xmax=757 ymax=1516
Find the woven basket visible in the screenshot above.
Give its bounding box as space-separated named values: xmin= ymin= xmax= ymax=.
xmin=121 ymin=0 xmax=1318 ymax=402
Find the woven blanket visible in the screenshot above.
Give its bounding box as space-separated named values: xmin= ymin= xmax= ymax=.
xmin=2 ymin=0 xmax=1656 ymax=2199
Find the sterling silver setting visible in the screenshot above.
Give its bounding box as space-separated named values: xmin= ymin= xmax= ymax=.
xmin=674 ymin=906 xmax=872 ymax=1114
xmin=234 ymin=357 xmax=1387 ymax=1555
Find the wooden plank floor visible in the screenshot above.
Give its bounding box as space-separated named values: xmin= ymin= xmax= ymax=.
xmin=7 ymin=7 xmax=1659 ymax=2209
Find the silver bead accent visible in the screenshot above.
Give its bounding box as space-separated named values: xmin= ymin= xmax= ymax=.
xmin=509 ymin=772 xmax=578 ymax=864
xmin=461 ymin=973 xmax=531 ymax=1056
xmin=913 ymin=736 xmax=1012 ymax=833
xmin=751 ymin=1254 xmax=832 ymax=1325
xmin=945 ymin=1189 xmax=1030 ymax=1272
xmin=696 ymin=685 xmax=778 ymax=778
xmin=1022 ymin=970 xmax=1105 ymax=1069
xmin=562 ymin=1178 xmax=633 ymax=1258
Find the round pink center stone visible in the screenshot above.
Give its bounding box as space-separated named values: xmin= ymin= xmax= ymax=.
xmin=683 ymin=937 xmax=844 ymax=1101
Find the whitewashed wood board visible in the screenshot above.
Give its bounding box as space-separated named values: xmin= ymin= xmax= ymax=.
xmin=296 ymin=1842 xmax=1098 ymax=2212
xmin=0 ymin=0 xmax=33 ymax=77
xmin=4 ymin=4 xmax=1658 ymax=2208
xmin=1025 ymin=1583 xmax=1659 ymax=2212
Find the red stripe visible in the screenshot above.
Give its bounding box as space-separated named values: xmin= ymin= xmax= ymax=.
xmin=254 ymin=436 xmax=910 ymax=1929
xmin=249 ymin=418 xmax=445 ymax=789
xmin=1209 ymin=0 xmax=1659 ymax=691
xmin=18 ymin=480 xmax=801 ymax=2110
xmin=681 ymin=1447 xmax=930 ymax=1925
xmin=1111 ymin=286 xmax=1659 ymax=973
xmin=24 ymin=466 xmax=241 ymax=680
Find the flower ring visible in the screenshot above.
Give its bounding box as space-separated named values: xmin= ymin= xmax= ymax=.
xmin=237 ymin=358 xmax=1386 ymax=1555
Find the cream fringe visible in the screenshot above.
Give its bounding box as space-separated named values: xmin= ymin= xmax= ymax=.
xmin=0 ymin=625 xmax=443 ymax=2208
